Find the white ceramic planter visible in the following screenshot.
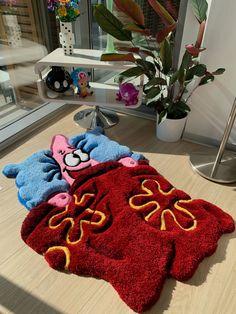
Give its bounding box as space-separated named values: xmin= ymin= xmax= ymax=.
xmin=59 ymin=21 xmax=75 ymax=55
xmin=156 ymin=114 xmax=188 ymax=142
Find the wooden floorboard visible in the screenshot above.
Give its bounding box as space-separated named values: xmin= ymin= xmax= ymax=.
xmin=0 ymin=106 xmax=235 ymax=314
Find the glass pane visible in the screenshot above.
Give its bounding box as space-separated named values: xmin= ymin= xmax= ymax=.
xmin=91 ymin=0 xmax=181 ymax=51
xmin=0 ymin=0 xmax=61 ymax=129
xmin=90 ymin=0 xmax=181 ymax=116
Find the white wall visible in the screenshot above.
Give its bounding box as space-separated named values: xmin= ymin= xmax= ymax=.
xmin=182 ymin=0 xmax=236 ymax=145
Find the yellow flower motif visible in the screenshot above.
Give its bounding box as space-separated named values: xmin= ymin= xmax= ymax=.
xmin=74 ymin=9 xmax=80 ymax=15
xmin=60 ymin=0 xmax=70 ymax=4
xmin=58 ymin=6 xmax=67 ymax=17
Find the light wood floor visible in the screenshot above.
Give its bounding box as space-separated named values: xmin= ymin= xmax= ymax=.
xmin=0 ymin=106 xmax=235 ymax=314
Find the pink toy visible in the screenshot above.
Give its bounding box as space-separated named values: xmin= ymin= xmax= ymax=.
xmin=50 ymin=135 xmax=99 ymax=186
xmin=118 ymin=157 xmax=138 ymax=167
xmin=47 ymin=135 xmax=138 ymax=207
xmin=116 ymin=83 xmax=139 ymax=106
xmin=48 ymin=134 xmax=99 ymax=207
xmin=71 ymin=69 xmax=93 ymax=98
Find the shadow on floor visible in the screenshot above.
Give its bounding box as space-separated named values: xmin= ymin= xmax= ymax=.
xmin=186 ymin=226 xmax=236 ymax=286
xmin=146 ymin=279 xmax=176 ymax=314
xmin=145 ymin=225 xmax=235 ymax=313
xmin=106 ymin=114 xmax=204 ymax=156
xmin=0 ymin=275 xmax=63 ymax=314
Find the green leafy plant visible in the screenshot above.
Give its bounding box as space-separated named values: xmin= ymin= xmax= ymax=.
xmin=94 ymin=0 xmax=225 ymax=123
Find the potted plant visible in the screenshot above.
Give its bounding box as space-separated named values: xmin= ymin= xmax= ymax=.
xmin=94 ymin=0 xmax=225 ymax=142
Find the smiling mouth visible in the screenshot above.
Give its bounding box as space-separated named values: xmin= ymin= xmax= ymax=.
xmin=64 ymin=165 xmax=91 ymax=179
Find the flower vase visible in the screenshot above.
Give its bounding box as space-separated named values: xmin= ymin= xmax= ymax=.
xmin=105 ymin=0 xmax=116 ymax=53
xmin=3 ymin=15 xmax=22 ymax=48
xmin=59 ymin=21 xmax=75 ymax=56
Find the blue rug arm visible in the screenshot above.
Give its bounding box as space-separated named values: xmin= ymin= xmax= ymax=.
xmin=2 ymin=150 xmax=69 ymax=210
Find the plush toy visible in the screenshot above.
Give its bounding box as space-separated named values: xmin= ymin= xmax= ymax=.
xmin=116 ymin=82 xmax=139 ymax=106
xmin=21 ymin=160 xmax=234 ymax=313
xmin=46 ymin=66 xmax=73 ymax=98
xmin=2 ymin=128 xmax=235 ymax=312
xmin=70 ymin=68 xmax=93 ymax=97
xmin=2 ymin=127 xmax=143 ymax=209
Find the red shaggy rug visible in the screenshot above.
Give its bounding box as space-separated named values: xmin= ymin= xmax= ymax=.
xmin=21 ymin=161 xmax=234 ymax=312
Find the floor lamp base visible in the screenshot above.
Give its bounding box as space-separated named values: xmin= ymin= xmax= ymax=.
xmin=190 ymin=147 xmax=236 ymax=184
xmin=74 ymin=107 xmax=119 ymax=129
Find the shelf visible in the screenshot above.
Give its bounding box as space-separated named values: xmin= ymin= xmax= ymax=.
xmin=37 ymin=79 xmax=143 ymax=109
xmin=35 ymin=48 xmax=144 ymax=109
xmin=35 ymin=48 xmax=137 ymax=76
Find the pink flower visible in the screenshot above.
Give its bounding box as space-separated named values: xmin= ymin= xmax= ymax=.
xmin=185 ymin=44 xmax=206 ymax=57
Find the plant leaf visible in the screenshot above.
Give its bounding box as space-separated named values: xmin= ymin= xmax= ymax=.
xmin=117 ymin=66 xmax=145 ymax=83
xmin=160 ymin=38 xmax=172 ymax=75
xmin=146 ymin=87 xmax=162 ymax=99
xmin=114 ymin=0 xmax=145 ymax=26
xmin=199 ymin=73 xmax=214 ymax=85
xmin=190 ymin=0 xmax=208 ymax=23
xmin=136 ymin=59 xmax=156 ymax=76
xmin=156 ymin=23 xmax=176 ymax=43
xmin=195 ymin=21 xmax=206 ymax=48
xmin=116 ymin=47 xmax=140 ymax=53
xmin=148 ymin=0 xmax=176 ymax=25
xmin=117 ymin=46 xmax=156 ymax=58
xmin=158 ymin=110 xmax=167 ymax=124
xmin=123 ymin=23 xmax=150 ymax=35
xmin=166 ymin=101 xmax=190 ymax=119
xmin=100 ymin=53 xmax=136 ymax=63
xmin=145 ymin=87 xmax=163 ymax=105
xmin=186 ymin=64 xmax=206 ymax=80
xmin=185 ymin=44 xmax=206 ymax=57
xmin=170 ymin=70 xmax=179 ymax=84
xmin=154 ymin=60 xmax=161 ymax=71
xmin=146 ymin=77 xmax=167 ymax=87
xmin=212 ymin=68 xmax=225 ymax=75
xmin=139 ymin=49 xmax=156 ymax=58
xmin=165 ymin=0 xmax=178 ymax=19
xmin=94 ymin=4 xmax=132 ymax=41
xmin=177 ymin=101 xmax=191 ymax=112
xmin=178 ymin=50 xmax=192 ymax=83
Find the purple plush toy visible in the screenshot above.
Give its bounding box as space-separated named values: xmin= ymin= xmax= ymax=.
xmin=116 ymin=83 xmax=139 ymax=106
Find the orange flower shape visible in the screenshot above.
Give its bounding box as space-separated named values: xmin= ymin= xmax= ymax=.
xmin=74 ymin=8 xmax=80 ymax=16
xmin=58 ymin=6 xmax=67 ymax=17
xmin=129 ymin=179 xmax=197 ymax=231
xmin=60 ymin=0 xmax=70 ymax=4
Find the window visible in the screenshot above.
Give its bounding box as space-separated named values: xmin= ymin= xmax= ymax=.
xmin=0 ymin=1 xmax=60 ymax=149
xmin=89 ymin=0 xmax=182 ymax=118
xmin=0 ymin=0 xmax=184 ymax=150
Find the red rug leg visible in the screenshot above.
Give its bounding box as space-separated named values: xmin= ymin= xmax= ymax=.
xmin=21 ymin=161 xmax=235 ymax=312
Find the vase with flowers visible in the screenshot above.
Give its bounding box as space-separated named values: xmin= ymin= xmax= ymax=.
xmin=48 ymin=0 xmax=80 ymax=55
xmin=94 ymin=0 xmax=225 ymax=142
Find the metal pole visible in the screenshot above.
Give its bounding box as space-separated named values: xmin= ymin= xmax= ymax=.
xmin=190 ymin=97 xmax=236 ymax=184
xmin=211 ymin=97 xmax=236 ymax=176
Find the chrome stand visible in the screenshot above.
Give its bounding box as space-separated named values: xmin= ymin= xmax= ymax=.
xmin=190 ymin=97 xmax=236 ymax=183
xmin=73 ymin=106 xmax=119 ymax=129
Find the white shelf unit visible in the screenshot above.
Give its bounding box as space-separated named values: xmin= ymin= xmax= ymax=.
xmin=35 ymin=48 xmax=144 ymax=109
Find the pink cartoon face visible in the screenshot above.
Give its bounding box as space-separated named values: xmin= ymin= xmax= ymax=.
xmin=79 ymin=80 xmax=87 ymax=88
xmin=51 ymin=135 xmax=99 ymax=185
